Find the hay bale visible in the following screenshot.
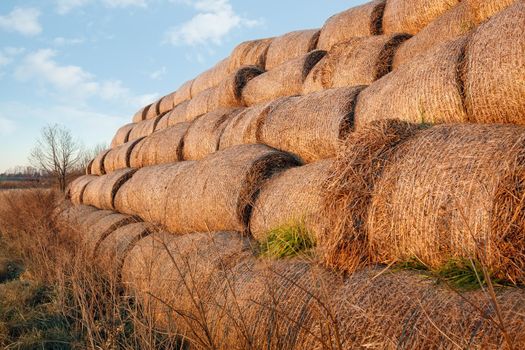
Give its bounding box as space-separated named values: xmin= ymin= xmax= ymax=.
xmin=228 ymin=38 xmax=273 ymax=70
xmin=85 ymin=159 xmax=93 ymax=175
xmin=130 ymin=122 xmax=190 ymax=168
xmin=171 ymin=79 xmax=193 ymax=108
xmin=67 ymin=175 xmax=97 ymax=205
xmin=82 ymin=168 xmax=137 ymax=210
xmin=467 ymin=0 xmax=517 ymax=24
xmin=132 ymin=105 xmax=150 ymax=123
xmin=250 ymin=159 xmax=333 ymax=243
xmin=258 ymin=87 xmax=365 ymax=163
xmin=184 ymin=87 xmax=214 ymax=123
xmin=110 ymin=123 xmax=135 ymax=148
xmin=355 ymin=35 xmax=469 ymax=127
xmin=182 ymin=108 xmax=243 ymax=160
xmin=382 ymin=0 xmax=460 ymax=35
xmin=242 ymin=50 xmax=326 ymax=106
xmin=128 ymin=116 xmax=162 ymax=142
xmin=190 ymin=58 xmax=230 ymax=96
xmin=90 ymin=149 xmax=111 ymax=176
xmin=82 ymin=212 xmax=136 ymax=257
xmin=158 ymin=92 xmax=176 ymax=116
xmin=145 ymin=99 xmax=161 ymax=120
xmin=304 ymin=34 xmax=410 ymax=94
xmin=317 ymin=1 xmax=386 ymax=51
xmin=464 ymin=2 xmax=525 ymax=124
xmin=163 ymin=144 xmax=299 ymax=234
xmin=155 ymin=100 xmax=190 ymax=130
xmin=114 ymin=162 xmax=197 ymax=224
xmin=103 ymin=138 xmax=144 ymax=173
xmin=55 ymin=204 xmax=98 ymax=230
xmin=265 ymin=29 xmax=320 ymax=70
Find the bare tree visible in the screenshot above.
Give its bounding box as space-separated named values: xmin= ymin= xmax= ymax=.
xmin=77 ymin=142 xmax=108 ymax=173
xmin=29 ymin=124 xmax=82 ymax=192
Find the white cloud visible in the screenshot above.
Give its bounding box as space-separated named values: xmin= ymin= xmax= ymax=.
xmin=149 ymin=66 xmax=167 ymax=80
xmin=55 ymin=0 xmax=147 ymax=14
xmin=165 ymin=0 xmax=261 ymax=46
xmin=0 ymin=117 xmax=16 ymax=135
xmin=0 ymin=7 xmax=42 ymax=36
xmin=53 ymin=37 xmax=85 ymax=46
xmin=0 ymin=47 xmax=25 ymax=78
xmin=103 ymin=0 xmax=147 ymax=8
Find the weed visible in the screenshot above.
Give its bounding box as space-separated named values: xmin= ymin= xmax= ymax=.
xmin=260 ymin=221 xmax=316 ymax=258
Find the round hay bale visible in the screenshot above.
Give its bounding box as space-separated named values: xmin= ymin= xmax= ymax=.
xmin=128 ymin=115 xmax=162 ymax=142
xmin=317 ymin=0 xmax=386 ymax=51
xmin=382 ymin=0 xmax=461 ymax=35
xmin=103 ymin=137 xmax=144 ymax=173
xmin=155 ymin=100 xmax=190 ymax=130
xmin=164 ymin=144 xmax=300 ymax=234
xmin=242 ymin=50 xmax=326 ymax=106
xmin=467 ymin=0 xmax=517 ymax=24
xmin=250 ymin=159 xmax=333 ymax=243
xmin=82 ymin=212 xmax=136 ymax=258
xmin=304 ymin=34 xmax=410 ymax=94
xmin=218 ymin=101 xmax=280 ymax=151
xmin=182 ymin=108 xmax=243 ymax=160
xmin=228 ymin=38 xmax=273 ymax=71
xmin=110 ymin=122 xmax=135 ymax=148
xmin=82 ymin=168 xmax=137 ymax=210
xmin=355 ymin=35 xmax=469 ymax=127
xmin=114 ymin=162 xmax=197 ymax=224
xmin=158 ymin=92 xmax=176 ymax=116
xmin=464 ymin=1 xmax=525 ymax=124
xmin=55 ymin=204 xmax=98 ymax=231
xmin=130 ymin=122 xmax=190 ymax=168
xmin=265 ymin=29 xmax=320 ymax=70
xmin=85 ymin=159 xmax=93 ymax=175
xmin=258 ymin=86 xmax=365 ymax=163
xmin=90 ymin=149 xmax=111 ymax=176
xmin=190 ymin=58 xmax=230 ymax=97
xmin=132 ymin=104 xmax=150 ymax=123
xmin=145 ymin=99 xmax=161 ymax=120
xmin=184 ymin=87 xmax=215 ymax=123
xmin=67 ymin=175 xmax=97 ymax=205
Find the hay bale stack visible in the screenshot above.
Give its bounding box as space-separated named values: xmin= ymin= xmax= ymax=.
xmin=82 ymin=168 xmax=137 ymax=210
xmin=467 ymin=0 xmax=517 ymax=24
xmin=110 ymin=123 xmax=135 ymax=148
xmin=172 ymin=79 xmax=193 ymax=108
xmin=258 ymin=87 xmax=365 ymax=163
xmin=155 ymin=100 xmax=190 ymax=130
xmin=182 ymin=108 xmax=243 ymax=160
xmin=158 ymin=91 xmax=177 ymax=116
xmin=265 ymin=29 xmax=320 ymax=70
xmin=130 ymin=122 xmax=190 ymax=168
xmin=382 ymin=0 xmax=460 ymax=35
xmin=242 ymin=50 xmax=326 ymax=106
xmin=128 ymin=116 xmax=162 ymax=142
xmin=90 ymin=149 xmax=111 ymax=175
xmin=55 ymin=204 xmax=98 ymax=230
xmin=250 ymin=159 xmax=333 ymax=242
xmin=190 ymin=58 xmax=230 ymax=96
xmin=355 ymin=35 xmax=469 ymax=127
xmin=67 ymin=175 xmax=97 ymax=205
xmin=228 ymin=38 xmax=273 ymax=70
xmin=85 ymin=159 xmax=93 ymax=175
xmin=184 ymin=87 xmax=214 ymax=123
xmin=317 ymin=1 xmax=386 ymax=51
xmin=103 ymin=138 xmax=143 ymax=173
xmin=464 ymin=2 xmax=525 ymax=124
xmin=82 ymin=212 xmax=136 ymax=257
xmin=304 ymin=34 xmax=410 ymax=94
xmin=132 ymin=105 xmax=150 ymax=123
xmin=145 ymin=99 xmax=161 ymax=120
xmin=114 ymin=162 xmax=197 ymax=224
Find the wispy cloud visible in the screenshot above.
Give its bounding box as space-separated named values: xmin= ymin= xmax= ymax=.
xmin=53 ymin=37 xmax=85 ymax=46
xmin=55 ymin=0 xmax=148 ymax=14
xmin=165 ymin=0 xmax=261 ymax=46
xmin=0 ymin=47 xmax=25 ymax=78
xmin=0 ymin=7 xmax=42 ymax=36
xmin=149 ymin=66 xmax=167 ymax=80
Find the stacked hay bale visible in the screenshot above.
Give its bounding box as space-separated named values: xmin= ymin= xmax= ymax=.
xmin=82 ymin=168 xmax=137 ymax=210
xmin=265 ymin=29 xmax=320 ymax=69
xmin=103 ymin=138 xmax=144 ymax=173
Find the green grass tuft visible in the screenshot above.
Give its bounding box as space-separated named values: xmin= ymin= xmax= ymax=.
xmin=260 ymin=221 xmax=315 ymax=259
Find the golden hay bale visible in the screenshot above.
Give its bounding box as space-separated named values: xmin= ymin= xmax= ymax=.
xmin=82 ymin=168 xmax=137 ymax=210
xmin=265 ymin=29 xmax=320 ymax=70
xmin=67 ymin=175 xmax=97 ymax=205
xmin=155 ymin=100 xmax=190 ymax=130
xmin=182 ymin=108 xmax=243 ymax=160
xmin=317 ymin=1 xmax=386 ymax=51
xmin=130 ymin=122 xmax=190 ymax=168
xmin=184 ymin=87 xmax=214 ymax=123
xmin=158 ymin=92 xmax=176 ymax=116
xmin=228 ymin=38 xmax=273 ymax=70
xmin=90 ymin=149 xmax=111 ymax=176
xmin=114 ymin=162 xmax=197 ymax=225
xmin=82 ymin=212 xmax=136 ymax=257
xmin=250 ymin=159 xmax=333 ymax=242
xmin=382 ymin=0 xmax=460 ymax=35
xmin=464 ymin=2 xmax=525 ymax=124
xmin=145 ymin=99 xmax=162 ymax=120
xmin=172 ymin=79 xmax=194 ymax=108
xmin=85 ymin=159 xmax=93 ymax=175
xmin=103 ymin=138 xmax=144 ymax=173
xmin=110 ymin=122 xmax=135 ymax=148
xmin=132 ymin=105 xmax=150 ymax=123
xmin=128 ymin=116 xmax=162 ymax=142
xmin=242 ymin=50 xmax=326 ymax=106
xmin=190 ymin=58 xmax=230 ymax=97
xmin=55 ymin=204 xmax=98 ymax=230
xmin=304 ymin=34 xmax=410 ymax=94
xmin=258 ymin=87 xmax=365 ymax=163
xmin=467 ymin=0 xmax=518 ymax=23
xmin=355 ymin=35 xmax=469 ymax=127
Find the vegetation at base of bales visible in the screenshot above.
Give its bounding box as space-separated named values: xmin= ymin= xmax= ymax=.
xmin=260 ymin=221 xmax=316 ymax=258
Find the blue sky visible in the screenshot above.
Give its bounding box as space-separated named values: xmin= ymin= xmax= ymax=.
xmin=0 ymin=0 xmax=365 ymax=172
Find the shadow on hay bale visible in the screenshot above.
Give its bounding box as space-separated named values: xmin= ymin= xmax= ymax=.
xmin=228 ymin=38 xmax=274 ymax=71
xmin=103 ymin=137 xmax=144 ymax=173
xmin=128 ymin=116 xmax=162 ymax=142
xmin=265 ymin=29 xmax=320 ymax=70
xmin=81 ymin=168 xmax=137 ymax=210
xmin=156 ymin=100 xmax=190 ymax=130
xmin=66 ymin=175 xmax=97 ymax=205
xmin=132 ymin=104 xmax=150 ymax=123
xmin=90 ymin=148 xmax=111 ymax=175
xmin=110 ymin=122 xmax=135 ymax=148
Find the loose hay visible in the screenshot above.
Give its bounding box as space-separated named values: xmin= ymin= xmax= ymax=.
xmin=182 ymin=108 xmax=243 ymax=160
xmin=130 ymin=122 xmax=190 ymax=168
xmin=110 ymin=123 xmax=135 ymax=148
xmin=257 ymin=87 xmax=365 ymax=163
xmin=228 ymin=38 xmax=273 ymax=70
xmin=82 ymin=168 xmax=137 ymax=210
xmin=242 ymin=50 xmax=326 ymax=106
xmin=265 ymin=29 xmax=320 ymax=70
xmin=317 ymin=0 xmax=386 ymax=51
xmin=355 ymin=35 xmax=469 ymax=127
